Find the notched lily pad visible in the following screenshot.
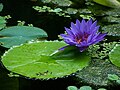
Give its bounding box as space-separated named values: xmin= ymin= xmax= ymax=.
xmin=109 ymin=44 xmax=120 ymax=67
xmin=1 ymin=41 xmax=90 ymax=80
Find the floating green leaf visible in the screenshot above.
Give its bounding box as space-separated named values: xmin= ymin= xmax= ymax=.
xmin=65 ymin=8 xmax=78 ymax=15
xmin=93 ymin=0 xmax=120 ymax=8
xmin=108 ymin=74 xmax=119 ymax=81
xmin=67 ymin=86 xmax=78 ymax=90
xmin=116 ymin=80 xmax=120 ymax=84
xmin=79 ymin=86 xmax=92 ymax=90
xmin=0 ymin=26 xmax=48 ymax=48
xmin=1 ymin=41 xmax=90 ymax=80
xmin=109 ymin=44 xmax=120 ymax=67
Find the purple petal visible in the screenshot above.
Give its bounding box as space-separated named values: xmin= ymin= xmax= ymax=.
xmin=87 ymin=34 xmax=93 ymax=43
xmin=86 ymin=19 xmax=92 ymax=33
xmin=92 ymin=25 xmax=100 ymax=34
xmin=90 ymin=33 xmax=107 ymax=44
xmin=90 ymin=20 xmax=97 ymax=30
xmin=79 ymin=46 xmax=88 ymax=52
xmin=80 ymin=19 xmax=86 ymax=34
xmin=64 ymin=39 xmax=76 ymax=45
xmin=65 ymin=27 xmax=74 ymax=36
xmin=76 ymin=41 xmax=88 ymax=47
xmin=90 ymin=32 xmax=101 ymax=41
xmin=76 ymin=19 xmax=81 ymax=30
xmin=60 ymin=34 xmax=69 ymax=39
xmin=71 ymin=22 xmax=78 ymax=34
xmin=96 ymin=33 xmax=107 ymax=40
xmin=80 ymin=41 xmax=88 ymax=47
xmin=87 ymin=18 xmax=92 ymax=26
xmin=59 ymin=45 xmax=69 ymax=51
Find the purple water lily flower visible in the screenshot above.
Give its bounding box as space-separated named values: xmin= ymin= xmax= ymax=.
xmin=60 ymin=19 xmax=107 ymax=52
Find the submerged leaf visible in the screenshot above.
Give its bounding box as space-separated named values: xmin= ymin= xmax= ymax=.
xmin=1 ymin=41 xmax=90 ymax=80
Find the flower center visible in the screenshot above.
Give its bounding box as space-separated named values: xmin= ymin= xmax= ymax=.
xmin=76 ymin=38 xmax=82 ymax=44
xmin=76 ymin=33 xmax=89 ymax=44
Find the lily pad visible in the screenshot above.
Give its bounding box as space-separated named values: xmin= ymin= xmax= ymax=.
xmin=93 ymin=0 xmax=120 ymax=8
xmin=67 ymin=86 xmax=78 ymax=90
xmin=1 ymin=41 xmax=90 ymax=80
xmin=109 ymin=44 xmax=120 ymax=67
xmin=79 ymin=86 xmax=92 ymax=90
xmin=0 ymin=26 xmax=48 ymax=48
xmin=108 ymin=74 xmax=119 ymax=81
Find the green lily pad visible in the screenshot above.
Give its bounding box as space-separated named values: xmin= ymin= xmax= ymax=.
xmin=108 ymin=74 xmax=119 ymax=81
xmin=1 ymin=41 xmax=90 ymax=80
xmin=104 ymin=8 xmax=120 ymax=17
xmin=102 ymin=24 xmax=120 ymax=36
xmin=67 ymin=86 xmax=78 ymax=90
xmin=65 ymin=8 xmax=78 ymax=15
xmin=93 ymin=0 xmax=120 ymax=8
xmin=0 ymin=26 xmax=48 ymax=48
xmin=79 ymin=86 xmax=92 ymax=90
xmin=109 ymin=44 xmax=120 ymax=67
